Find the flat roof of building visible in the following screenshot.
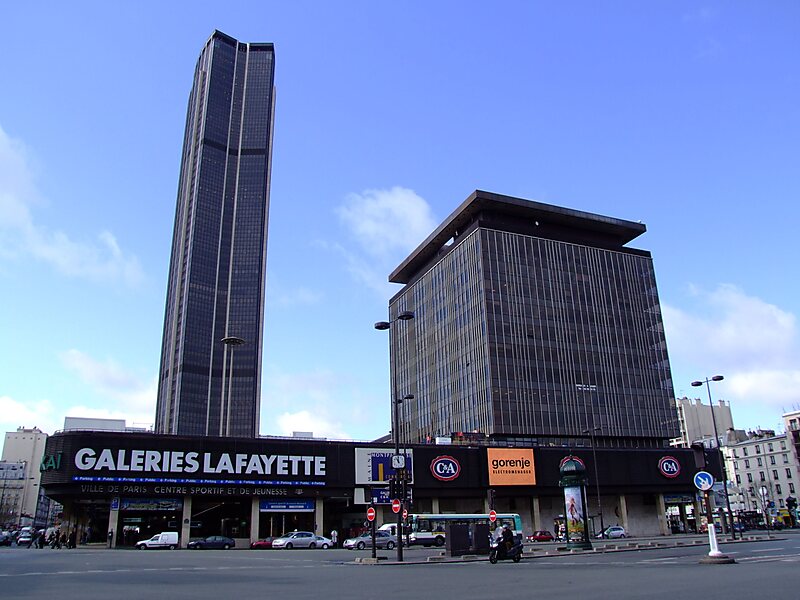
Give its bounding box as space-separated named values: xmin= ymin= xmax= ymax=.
xmin=389 ymin=190 xmax=647 ymax=284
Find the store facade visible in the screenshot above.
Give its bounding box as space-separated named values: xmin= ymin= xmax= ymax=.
xmin=40 ymin=431 xmax=719 ymax=548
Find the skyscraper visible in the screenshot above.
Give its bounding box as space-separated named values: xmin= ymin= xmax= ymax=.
xmin=388 ymin=190 xmax=680 ymax=448
xmin=156 ymin=31 xmax=276 ymax=437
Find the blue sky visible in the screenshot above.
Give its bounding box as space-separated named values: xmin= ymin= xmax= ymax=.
xmin=1 ymin=2 xmax=798 ymax=450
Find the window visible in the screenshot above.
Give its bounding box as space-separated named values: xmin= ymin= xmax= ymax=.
xmin=743 ymin=448 xmax=749 ymax=456
xmin=760 ymin=472 xmax=766 ymax=481
xmin=747 ymin=473 xmax=753 ymax=483
xmin=768 ymin=443 xmax=774 ymax=452
xmin=783 ymin=454 xmax=789 ymax=464
xmin=780 ymin=499 xmax=785 ymax=508
xmin=755 ymin=445 xmax=762 ymax=454
xmin=757 ymin=457 xmax=763 ymax=467
xmin=736 ymin=474 xmax=741 ymax=484
xmin=780 ymin=440 xmax=787 ymax=450
xmin=770 ymin=456 xmax=776 ymax=465
xmin=745 ymin=459 xmax=750 ymax=468
xmin=790 ymin=483 xmax=795 ymax=494
xmin=786 ymin=468 xmax=793 ymax=479
xmin=773 ymin=470 xmax=779 ymax=480
xmin=776 ymin=484 xmax=782 ymax=494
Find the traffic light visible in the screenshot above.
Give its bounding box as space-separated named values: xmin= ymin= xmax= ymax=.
xmin=691 ymin=443 xmax=707 ymax=469
xmin=389 ymin=477 xmax=399 ymax=499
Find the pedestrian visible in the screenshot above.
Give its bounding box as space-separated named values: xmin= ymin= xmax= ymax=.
xmin=330 ymin=529 xmax=338 ymax=548
xmin=68 ymin=528 xmax=77 ymax=549
xmin=59 ymin=531 xmax=67 ymax=549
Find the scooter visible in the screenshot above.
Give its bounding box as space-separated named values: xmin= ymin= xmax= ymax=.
xmin=488 ymin=537 xmax=523 ymax=564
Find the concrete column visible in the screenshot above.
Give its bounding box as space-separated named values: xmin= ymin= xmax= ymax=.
xmin=314 ymin=498 xmax=324 ymax=535
xmin=656 ymin=493 xmax=669 ymax=536
xmin=618 ymin=494 xmax=629 ymax=531
xmin=431 ymin=497 xmax=440 ymax=513
xmin=107 ymin=500 xmax=119 ymax=549
xmin=181 ymin=496 xmax=192 ymax=548
xmin=532 ymin=496 xmax=541 ymax=530
xmin=680 ymin=503 xmax=690 ymax=534
xmin=250 ymin=497 xmax=260 ymax=544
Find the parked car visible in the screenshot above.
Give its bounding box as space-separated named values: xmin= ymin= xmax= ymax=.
xmin=343 ymin=530 xmax=396 ymax=550
xmin=312 ymin=535 xmax=333 ymax=549
xmin=271 ymin=531 xmax=325 ymax=549
xmin=250 ymin=537 xmax=274 ymax=549
xmin=0 ymin=533 xmax=11 ymax=546
xmin=187 ymin=535 xmax=235 ymax=549
xmin=598 ymin=526 xmax=627 ymax=539
xmin=135 ymin=532 xmax=179 ymax=550
xmin=16 ymin=533 xmax=33 ymax=547
xmin=526 ymin=530 xmax=554 ymax=542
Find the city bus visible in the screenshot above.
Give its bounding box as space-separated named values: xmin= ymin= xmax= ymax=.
xmin=405 ymin=513 xmax=523 ymax=547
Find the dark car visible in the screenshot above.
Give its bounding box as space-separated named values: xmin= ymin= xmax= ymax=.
xmin=0 ymin=534 xmax=11 ymax=547
xmin=250 ymin=538 xmax=274 ymax=549
xmin=188 ymin=535 xmax=235 ymax=549
xmin=526 ymin=530 xmax=554 ymax=542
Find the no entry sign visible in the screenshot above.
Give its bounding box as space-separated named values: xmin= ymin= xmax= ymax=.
xmin=366 ymin=506 xmax=376 ymax=522
xmin=489 ymin=509 xmax=497 ymax=522
xmin=392 ymin=499 xmax=401 ymax=513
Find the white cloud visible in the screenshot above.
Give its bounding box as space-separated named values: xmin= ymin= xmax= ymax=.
xmin=269 ymin=285 xmax=323 ymax=308
xmin=275 ymin=410 xmax=350 ymax=440
xmin=333 ymin=187 xmax=437 ymax=294
xmin=0 ymin=395 xmax=59 ymax=437
xmin=663 ymin=284 xmax=800 ymax=417
xmin=59 ymin=349 xmax=157 ymax=421
xmin=336 ymin=187 xmax=436 ymax=257
xmin=0 ymin=124 xmax=144 ymax=287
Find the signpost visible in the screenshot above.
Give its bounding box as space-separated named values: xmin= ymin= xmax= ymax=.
xmin=367 ymin=505 xmax=377 ymax=559
xmin=694 ymin=471 xmax=735 ymax=564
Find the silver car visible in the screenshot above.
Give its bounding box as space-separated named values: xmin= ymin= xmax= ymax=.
xmin=343 ymin=530 xmax=396 ymax=550
xmin=272 ymin=531 xmax=327 ymax=549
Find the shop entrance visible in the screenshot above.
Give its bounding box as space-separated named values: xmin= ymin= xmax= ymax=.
xmin=117 ymin=498 xmax=182 ymax=547
xmin=191 ymin=498 xmax=250 ymax=539
xmin=257 ymin=499 xmax=314 ymax=538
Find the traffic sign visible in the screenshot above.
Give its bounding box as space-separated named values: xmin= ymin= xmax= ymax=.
xmin=366 ymin=507 xmax=376 ymax=522
xmin=489 ymin=509 xmax=497 ymax=522
xmin=694 ymin=471 xmax=714 ymax=491
xmin=402 ymin=509 xmax=408 ymax=520
xmin=392 ymin=499 xmax=401 ymax=513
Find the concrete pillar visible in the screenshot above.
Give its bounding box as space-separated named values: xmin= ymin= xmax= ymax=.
xmin=181 ymin=496 xmax=192 ymax=548
xmin=679 ymin=503 xmax=690 ymax=534
xmin=314 ymin=498 xmax=324 ymax=536
xmin=107 ymin=499 xmax=119 ymax=549
xmin=618 ymin=494 xmax=629 ymax=531
xmin=250 ymin=497 xmax=260 ymax=544
xmin=657 ymin=493 xmax=669 ymax=536
xmin=532 ymin=496 xmax=541 ymax=531
xmin=431 ymin=497 xmax=440 ymax=513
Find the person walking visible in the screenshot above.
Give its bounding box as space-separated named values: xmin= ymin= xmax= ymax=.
xmin=330 ymin=529 xmax=338 ymax=548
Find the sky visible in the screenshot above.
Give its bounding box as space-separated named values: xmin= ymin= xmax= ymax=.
xmin=1 ymin=1 xmax=799 ymax=453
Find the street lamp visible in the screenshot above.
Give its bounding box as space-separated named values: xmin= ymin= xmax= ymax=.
xmin=691 ymin=375 xmax=736 ymax=540
xmin=375 ymin=309 xmax=415 ymax=562
xmin=221 ymin=336 xmax=246 ymax=436
xmin=582 ymin=426 xmax=604 ymax=538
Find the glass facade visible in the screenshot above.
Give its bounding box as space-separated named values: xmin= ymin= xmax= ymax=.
xmin=156 ymin=32 xmax=275 ymax=437
xmin=389 ymin=192 xmax=679 ymax=448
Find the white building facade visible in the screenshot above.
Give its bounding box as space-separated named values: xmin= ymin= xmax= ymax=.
xmin=1 ymin=426 xmax=48 ymax=526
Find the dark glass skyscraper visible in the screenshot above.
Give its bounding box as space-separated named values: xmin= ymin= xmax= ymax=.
xmin=156 ymin=31 xmax=275 ymax=437
xmin=388 ymin=190 xmax=679 ymax=448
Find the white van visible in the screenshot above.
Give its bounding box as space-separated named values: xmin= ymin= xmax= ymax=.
xmin=135 ymin=532 xmax=179 ymax=550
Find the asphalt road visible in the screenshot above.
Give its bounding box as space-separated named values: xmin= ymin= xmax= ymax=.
xmin=1 ymin=535 xmax=798 ymax=600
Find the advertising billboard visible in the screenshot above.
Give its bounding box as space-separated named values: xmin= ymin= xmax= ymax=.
xmin=487 ymin=448 xmax=536 ymax=486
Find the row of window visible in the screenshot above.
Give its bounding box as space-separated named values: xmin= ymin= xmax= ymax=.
xmin=732 ymin=439 xmax=787 ymax=457
xmin=735 ymin=468 xmax=794 ymax=484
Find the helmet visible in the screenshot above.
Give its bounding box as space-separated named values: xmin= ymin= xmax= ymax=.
xmin=502 ymin=524 xmax=509 ymax=529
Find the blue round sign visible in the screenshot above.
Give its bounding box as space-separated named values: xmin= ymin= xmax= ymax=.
xmin=693 ymin=471 xmax=715 ymax=491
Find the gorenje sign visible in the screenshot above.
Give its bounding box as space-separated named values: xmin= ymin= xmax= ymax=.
xmin=75 ymin=448 xmax=326 ymax=476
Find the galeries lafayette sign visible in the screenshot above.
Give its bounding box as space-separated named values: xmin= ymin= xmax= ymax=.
xmin=75 ymin=448 xmax=326 ymax=476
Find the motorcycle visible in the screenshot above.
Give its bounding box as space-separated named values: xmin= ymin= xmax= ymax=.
xmin=488 ymin=537 xmax=523 ymax=564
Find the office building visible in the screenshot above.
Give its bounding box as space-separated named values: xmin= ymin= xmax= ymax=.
xmin=156 ymin=31 xmax=276 ymax=437
xmin=387 ymin=190 xmax=679 ymax=448
xmin=674 ymin=396 xmax=736 ymax=448
xmin=1 ymin=426 xmax=48 ymax=525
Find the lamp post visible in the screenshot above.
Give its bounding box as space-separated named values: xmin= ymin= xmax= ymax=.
xmin=582 ymin=426 xmax=604 ymax=538
xmin=691 ymin=375 xmax=736 ymax=540
xmin=375 ymin=309 xmax=415 ymax=562
xmin=221 ymin=336 xmax=246 ymax=436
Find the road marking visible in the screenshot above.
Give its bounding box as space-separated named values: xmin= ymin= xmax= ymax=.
xmin=752 ymin=547 xmax=782 ymax=553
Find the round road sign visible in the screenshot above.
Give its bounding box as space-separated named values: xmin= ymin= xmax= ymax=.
xmin=693 ymin=471 xmax=714 ymax=492
xmin=366 ymin=507 xmax=376 ymax=522
xmin=392 ymin=499 xmax=401 ymax=513
xmin=489 ymin=509 xmax=497 ymax=522
xmin=402 ymin=509 xmax=408 ymax=519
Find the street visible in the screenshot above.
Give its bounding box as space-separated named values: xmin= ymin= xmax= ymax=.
xmin=1 ymin=535 xmax=798 ymax=599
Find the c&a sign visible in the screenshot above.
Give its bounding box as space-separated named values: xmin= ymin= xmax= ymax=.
xmin=430 ymin=456 xmax=461 ymax=481
xmin=487 ymin=448 xmax=536 ymax=486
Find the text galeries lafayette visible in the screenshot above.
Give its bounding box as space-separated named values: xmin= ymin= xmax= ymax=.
xmin=75 ymin=448 xmax=326 ymax=476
